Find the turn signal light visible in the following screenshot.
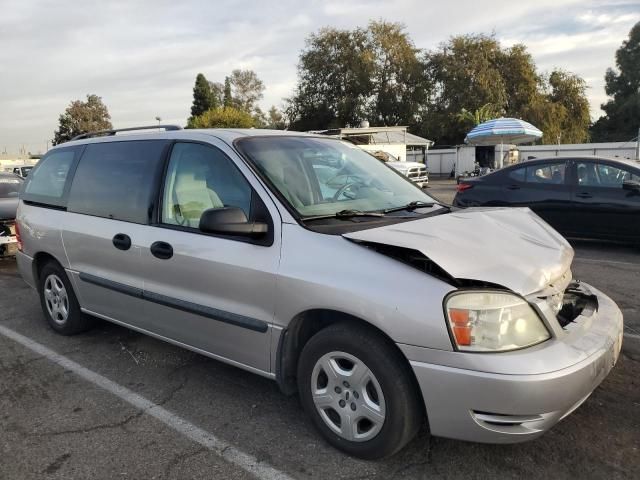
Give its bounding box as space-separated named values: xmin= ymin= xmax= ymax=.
xmin=456 ymin=183 xmax=473 ymax=192
xmin=449 ymin=308 xmax=472 ymax=346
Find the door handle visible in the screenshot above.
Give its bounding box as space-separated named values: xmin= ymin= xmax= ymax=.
xmin=507 ymin=185 xmax=520 ymax=190
xmin=576 ymin=192 xmax=592 ymax=199
xmin=112 ymin=233 xmax=131 ymax=251
xmin=150 ymin=241 xmax=173 ymax=260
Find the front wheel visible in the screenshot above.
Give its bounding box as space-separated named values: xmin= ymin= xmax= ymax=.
xmin=297 ymin=323 xmax=424 ymax=459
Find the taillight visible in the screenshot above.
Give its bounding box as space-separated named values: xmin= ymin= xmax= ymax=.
xmin=456 ymin=183 xmax=473 ymax=192
xmin=15 ymin=221 xmax=22 ymax=252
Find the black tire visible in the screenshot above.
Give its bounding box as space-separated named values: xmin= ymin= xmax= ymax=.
xmin=297 ymin=322 xmax=424 ymax=459
xmin=38 ymin=260 xmax=94 ymax=335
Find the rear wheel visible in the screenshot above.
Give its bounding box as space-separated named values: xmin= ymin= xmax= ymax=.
xmin=38 ymin=261 xmax=94 ymax=335
xmin=297 ymin=323 xmax=424 ymax=459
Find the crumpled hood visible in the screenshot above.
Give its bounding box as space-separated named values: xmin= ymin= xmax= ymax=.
xmin=343 ymin=207 xmax=574 ymax=296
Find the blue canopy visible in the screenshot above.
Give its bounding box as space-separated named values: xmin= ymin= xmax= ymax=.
xmin=465 ymin=118 xmax=543 ymax=145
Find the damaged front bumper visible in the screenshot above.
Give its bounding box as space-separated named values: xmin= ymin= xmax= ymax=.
xmin=400 ymin=283 xmax=623 ymax=443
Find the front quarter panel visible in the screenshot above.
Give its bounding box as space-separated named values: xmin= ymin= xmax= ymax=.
xmin=276 ymin=223 xmax=455 ymax=350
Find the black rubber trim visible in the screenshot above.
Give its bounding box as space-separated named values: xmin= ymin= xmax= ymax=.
xmin=79 ymin=272 xmax=143 ymax=298
xmin=78 ymin=272 xmax=268 ymax=333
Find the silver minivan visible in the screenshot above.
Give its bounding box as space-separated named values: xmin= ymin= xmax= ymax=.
xmin=16 ymin=126 xmax=623 ymax=459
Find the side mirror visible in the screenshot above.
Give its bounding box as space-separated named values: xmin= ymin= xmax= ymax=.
xmin=199 ymin=207 xmax=268 ymax=238
xmin=622 ymin=180 xmax=640 ymax=192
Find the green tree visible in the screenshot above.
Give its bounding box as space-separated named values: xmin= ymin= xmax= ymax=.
xmin=457 ymin=103 xmax=503 ymax=128
xmin=287 ymin=21 xmax=428 ymax=131
xmin=266 ymin=106 xmax=286 ymax=129
xmin=190 ymin=73 xmax=216 ymax=118
xmin=421 ymin=34 xmax=590 ymax=145
xmin=223 ymin=77 xmax=233 ymax=108
xmin=209 ymin=81 xmax=224 ymax=108
xmin=53 ymin=94 xmax=112 ymax=145
xmin=187 ymin=106 xmax=255 ymax=129
xmin=229 ymin=69 xmax=265 ymax=114
xmin=591 ymin=22 xmax=640 ymax=142
xmin=286 ymin=26 xmax=375 ymax=130
xmin=366 ymin=21 xmax=429 ymax=126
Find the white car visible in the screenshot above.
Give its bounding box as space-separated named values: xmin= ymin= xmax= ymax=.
xmin=387 ymin=161 xmax=429 ymax=188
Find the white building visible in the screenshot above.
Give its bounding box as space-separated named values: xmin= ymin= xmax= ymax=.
xmin=311 ymin=125 xmax=433 ymax=164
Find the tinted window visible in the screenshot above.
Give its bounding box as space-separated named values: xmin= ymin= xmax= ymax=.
xmin=162 ymin=143 xmax=252 ymax=228
xmin=526 ymin=163 xmax=566 ymax=184
xmin=23 ymin=149 xmax=77 ymax=204
xmin=508 ymin=167 xmax=525 ymax=182
xmin=0 ymin=176 xmax=23 ymax=198
xmin=576 ymin=161 xmax=640 ymax=187
xmin=68 ymin=140 xmax=167 ymax=223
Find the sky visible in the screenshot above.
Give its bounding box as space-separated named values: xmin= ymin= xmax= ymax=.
xmin=0 ymin=0 xmax=638 ymax=154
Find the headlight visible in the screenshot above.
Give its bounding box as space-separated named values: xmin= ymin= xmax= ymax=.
xmin=445 ymin=291 xmax=550 ymax=352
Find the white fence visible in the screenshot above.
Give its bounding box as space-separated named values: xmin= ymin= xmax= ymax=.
xmin=518 ymin=141 xmax=638 ymax=161
xmin=425 ymin=141 xmax=639 ymax=175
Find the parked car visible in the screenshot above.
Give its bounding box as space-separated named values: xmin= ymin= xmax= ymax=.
xmin=454 ymin=156 xmax=640 ymax=243
xmin=369 ymin=150 xmax=429 ymax=188
xmin=0 ymin=173 xmax=24 ymax=257
xmin=387 ymin=161 xmax=429 ymax=188
xmin=16 ymin=127 xmax=623 ymax=459
xmin=3 ymin=165 xmax=34 ymax=178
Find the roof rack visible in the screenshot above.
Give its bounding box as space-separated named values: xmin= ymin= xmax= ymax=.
xmin=71 ymin=125 xmax=183 ymax=141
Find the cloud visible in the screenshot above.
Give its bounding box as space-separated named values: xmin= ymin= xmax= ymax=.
xmin=0 ymin=0 xmax=638 ymax=153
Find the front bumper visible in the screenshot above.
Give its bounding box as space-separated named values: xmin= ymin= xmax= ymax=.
xmin=405 ymin=284 xmax=623 ymax=443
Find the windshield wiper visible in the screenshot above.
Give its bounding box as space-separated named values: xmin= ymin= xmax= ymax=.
xmin=302 ymin=209 xmax=387 ymax=222
xmin=383 ymin=200 xmax=449 ymax=214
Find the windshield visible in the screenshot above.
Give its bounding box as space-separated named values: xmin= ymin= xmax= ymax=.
xmin=0 ymin=176 xmax=23 ymax=198
xmin=236 ymin=136 xmax=435 ymax=217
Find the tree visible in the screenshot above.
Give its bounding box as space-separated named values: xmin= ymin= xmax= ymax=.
xmin=229 ymin=69 xmax=265 ymax=114
xmin=266 ymin=106 xmax=286 ymax=129
xmin=186 ymin=106 xmax=255 ymax=129
xmin=591 ymin=22 xmax=640 ymax=142
xmin=286 ymin=21 xmax=427 ymax=131
xmin=457 ymin=103 xmax=503 ymax=128
xmin=209 ymin=81 xmax=224 ymax=108
xmin=223 ymin=77 xmax=233 ymax=108
xmin=53 ymin=94 xmax=112 ymax=145
xmin=286 ymin=25 xmax=375 ymax=130
xmin=421 ymin=34 xmax=590 ymax=146
xmin=190 ymin=73 xmax=217 ymax=118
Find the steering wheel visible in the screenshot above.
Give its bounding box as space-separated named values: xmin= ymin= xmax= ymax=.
xmin=333 ymin=181 xmax=361 ymax=201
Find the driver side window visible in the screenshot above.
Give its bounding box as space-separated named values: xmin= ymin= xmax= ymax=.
xmin=162 ymin=143 xmax=252 ymax=228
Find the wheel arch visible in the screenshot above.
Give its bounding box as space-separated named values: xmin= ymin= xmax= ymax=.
xmin=276 ymin=309 xmax=425 ymax=410
xmin=32 ymin=251 xmax=64 ymax=285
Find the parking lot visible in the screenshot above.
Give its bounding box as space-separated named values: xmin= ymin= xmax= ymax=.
xmin=1 ymin=179 xmax=639 ymax=480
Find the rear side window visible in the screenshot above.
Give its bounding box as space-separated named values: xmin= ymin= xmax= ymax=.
xmin=23 ymin=148 xmax=78 ymax=206
xmin=67 ymin=140 xmax=167 ymax=224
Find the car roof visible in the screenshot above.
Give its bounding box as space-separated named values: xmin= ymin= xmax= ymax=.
xmin=58 ymin=128 xmax=324 ymax=150
xmin=508 ymin=156 xmax=640 ymax=171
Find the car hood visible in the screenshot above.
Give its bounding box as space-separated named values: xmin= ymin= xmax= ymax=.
xmin=343 ymin=207 xmax=573 ymax=296
xmin=0 ymin=197 xmax=18 ymax=221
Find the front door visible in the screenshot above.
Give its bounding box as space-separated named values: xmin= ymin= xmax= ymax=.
xmin=136 ymin=140 xmax=281 ymax=373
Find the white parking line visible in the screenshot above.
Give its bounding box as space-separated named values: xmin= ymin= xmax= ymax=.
xmin=573 ymin=257 xmax=639 ymax=267
xmin=0 ymin=325 xmax=294 ymax=480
